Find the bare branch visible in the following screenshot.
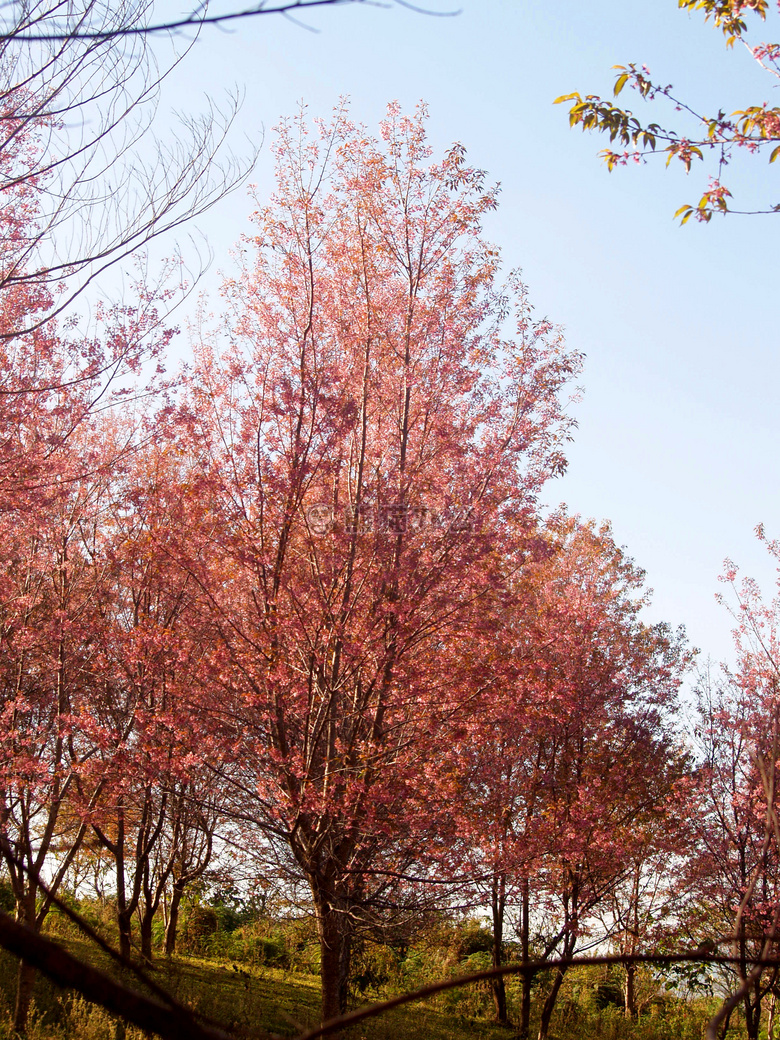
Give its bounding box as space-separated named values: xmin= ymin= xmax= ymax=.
xmin=1 ymin=0 xmax=460 ymax=42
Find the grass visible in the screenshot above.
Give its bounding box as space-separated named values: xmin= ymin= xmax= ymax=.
xmin=0 ymin=942 xmax=518 ymax=1040
xmin=0 ymin=914 xmax=730 ymax=1040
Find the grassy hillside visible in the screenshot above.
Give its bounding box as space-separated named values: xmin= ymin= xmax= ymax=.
xmin=0 ymin=910 xmax=727 ymax=1040
xmin=0 ymin=942 xmax=518 ymax=1040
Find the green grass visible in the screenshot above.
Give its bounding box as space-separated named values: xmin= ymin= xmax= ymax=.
xmin=0 ymin=942 xmax=518 ymax=1040
xmin=0 ymin=920 xmax=733 ymax=1040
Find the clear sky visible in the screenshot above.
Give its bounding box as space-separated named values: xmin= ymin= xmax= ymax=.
xmin=143 ymin=0 xmax=780 ymax=669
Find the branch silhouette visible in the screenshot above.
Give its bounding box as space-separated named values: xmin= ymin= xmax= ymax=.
xmin=3 ymin=0 xmax=460 ymax=42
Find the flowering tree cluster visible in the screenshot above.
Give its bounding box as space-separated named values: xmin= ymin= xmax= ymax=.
xmin=678 ymin=534 xmax=780 ymax=1040
xmin=5 ymin=93 xmax=780 ymax=1040
xmin=556 ymin=0 xmax=780 ymax=221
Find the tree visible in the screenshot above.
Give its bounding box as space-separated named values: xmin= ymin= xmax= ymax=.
xmin=519 ymin=518 xmax=688 ymax=1040
xmin=0 ymin=428 xmax=115 ymax=1031
xmin=687 ymin=536 xmax=780 ymax=1040
xmin=690 ymin=672 xmax=780 ymax=1040
xmin=555 ymin=1 xmax=780 ymax=221
xmin=0 ymin=295 xmax=177 ymax=1030
xmin=171 ymin=103 xmax=582 ymax=1023
xmin=447 ymin=516 xmax=689 ymax=1037
xmin=0 ymin=0 xmax=251 ymax=344
xmin=72 ymin=419 xmax=223 ymax=966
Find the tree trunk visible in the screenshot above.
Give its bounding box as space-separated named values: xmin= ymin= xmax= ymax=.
xmin=624 ymin=960 xmax=637 ymax=1018
xmin=490 ymin=872 xmax=508 ymax=1024
xmin=165 ymin=882 xmax=185 ymax=956
xmin=744 ymin=979 xmax=762 ymax=1040
xmin=12 ymin=889 xmax=38 ymax=1033
xmin=768 ymin=991 xmax=777 ymax=1040
xmin=95 ymin=804 xmax=135 ymax=960
xmin=537 ymin=966 xmax=567 ymax=1040
xmin=116 ymin=907 xmax=132 ymax=960
xmin=315 ymin=891 xmax=352 ymax=1025
xmin=718 ymin=1005 xmax=734 ymax=1040
xmin=519 ymin=877 xmax=532 ymax=1040
xmin=623 ymin=862 xmax=640 ymax=1019
xmin=140 ymin=906 xmax=155 ymax=963
xmin=13 ymin=959 xmax=37 ymax=1035
xmin=737 ymin=941 xmax=762 ymax=1040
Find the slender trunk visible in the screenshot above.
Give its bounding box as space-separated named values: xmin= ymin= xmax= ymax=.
xmin=519 ymin=877 xmax=532 ymax=1040
xmin=737 ymin=939 xmax=761 ymax=1040
xmin=140 ymin=906 xmax=155 ymax=963
xmin=117 ymin=906 xmax=133 ymax=961
xmin=13 ymin=960 xmax=37 ymax=1036
xmin=93 ymin=805 xmax=135 ymax=960
xmin=768 ymin=991 xmax=777 ymax=1040
xmin=112 ymin=806 xmax=134 ymax=960
xmin=537 ymin=966 xmax=567 ymax=1040
xmin=165 ymin=882 xmax=185 ymax=956
xmin=718 ymin=1005 xmax=734 ymax=1040
xmin=115 ymin=839 xmax=133 ymax=960
xmin=624 ymin=863 xmax=640 ymax=1019
xmin=624 ymin=960 xmax=636 ymax=1019
xmin=744 ymin=978 xmax=761 ymax=1040
xmin=13 ymin=889 xmax=38 ymax=1034
xmin=537 ymin=915 xmax=575 ymax=1040
xmin=490 ymin=873 xmax=508 ymax=1024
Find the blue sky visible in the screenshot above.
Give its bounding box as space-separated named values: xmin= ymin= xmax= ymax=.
xmin=146 ymin=0 xmax=780 ymax=667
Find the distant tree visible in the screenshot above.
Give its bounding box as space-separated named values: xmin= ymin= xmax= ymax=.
xmin=454 ymin=516 xmax=689 ymax=1039
xmin=79 ymin=425 xmax=223 ymax=965
xmin=0 ymin=427 xmax=116 ymax=1032
xmin=690 ymin=672 xmax=780 ymax=1040
xmin=687 ymin=537 xmax=780 ymax=1040
xmin=556 ymin=1 xmax=780 ymax=221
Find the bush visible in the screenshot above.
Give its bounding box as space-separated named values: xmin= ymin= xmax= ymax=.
xmin=0 ymin=884 xmax=13 ymax=915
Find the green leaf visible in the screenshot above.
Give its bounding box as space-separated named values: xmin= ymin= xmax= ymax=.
xmin=770 ymin=144 xmax=780 ymax=163
xmin=613 ymin=73 xmax=630 ymax=97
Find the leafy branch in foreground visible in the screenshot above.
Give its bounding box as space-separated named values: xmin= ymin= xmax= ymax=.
xmin=555 ymin=0 xmax=780 ymax=222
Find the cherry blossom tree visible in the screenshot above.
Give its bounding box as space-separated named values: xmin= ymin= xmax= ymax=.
xmin=527 ymin=518 xmax=689 ymax=1040
xmin=686 ymin=538 xmax=780 ymax=1040
xmin=0 ymin=427 xmax=118 ymax=1031
xmin=73 ymin=423 xmax=225 ymax=965
xmin=171 ymin=103 xmax=582 ymax=1023
xmin=451 ymin=515 xmax=690 ymax=1038
xmin=0 ymin=267 xmax=184 ymax=1029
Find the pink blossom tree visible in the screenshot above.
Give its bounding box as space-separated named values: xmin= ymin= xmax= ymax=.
xmin=171 ymin=103 xmax=582 ymax=1023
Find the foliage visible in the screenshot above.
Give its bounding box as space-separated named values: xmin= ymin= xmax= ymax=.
xmin=0 ymin=88 xmax=772 ymax=1040
xmin=170 ymin=100 xmax=581 ymax=1023
xmin=556 ymin=0 xmax=780 ymax=220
